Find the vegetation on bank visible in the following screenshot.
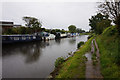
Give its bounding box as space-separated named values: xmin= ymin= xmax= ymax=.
xmin=55 ymin=57 xmax=65 ymax=68
xmin=53 ymin=37 xmax=93 ymax=78
xmin=52 ymin=25 xmax=120 ymax=78
xmin=88 ymin=1 xmax=120 ymax=78
xmin=77 ymin=41 xmax=84 ymax=49
xmin=79 ymin=32 xmax=91 ymax=35
xmin=96 ymin=26 xmax=120 ymax=78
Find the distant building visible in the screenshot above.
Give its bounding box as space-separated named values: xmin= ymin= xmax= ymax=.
xmin=0 ymin=21 xmax=14 ymax=33
xmin=0 ymin=21 xmax=21 ymax=33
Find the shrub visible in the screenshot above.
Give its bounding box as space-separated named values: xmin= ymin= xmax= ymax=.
xmin=55 ymin=57 xmax=65 ymax=68
xmin=77 ymin=41 xmax=84 ymax=49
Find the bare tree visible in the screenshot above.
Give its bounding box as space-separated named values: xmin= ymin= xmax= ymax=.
xmin=98 ymin=0 xmax=120 ymax=26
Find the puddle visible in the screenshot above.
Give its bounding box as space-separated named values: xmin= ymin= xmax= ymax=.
xmin=85 ymin=52 xmax=92 ymax=61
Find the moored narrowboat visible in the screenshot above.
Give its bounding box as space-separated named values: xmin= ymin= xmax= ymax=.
xmin=2 ymin=34 xmax=42 ymax=44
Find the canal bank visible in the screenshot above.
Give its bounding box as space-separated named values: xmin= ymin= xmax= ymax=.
xmin=51 ymin=26 xmax=120 ymax=78
xmin=50 ymin=36 xmax=93 ymax=78
xmin=2 ymin=35 xmax=88 ymax=78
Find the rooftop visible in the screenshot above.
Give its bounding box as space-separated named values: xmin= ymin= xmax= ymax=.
xmin=0 ymin=21 xmax=21 ymax=27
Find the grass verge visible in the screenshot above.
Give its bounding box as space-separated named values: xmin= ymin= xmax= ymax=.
xmin=54 ymin=37 xmax=93 ymax=78
xmin=96 ymin=26 xmax=120 ymax=78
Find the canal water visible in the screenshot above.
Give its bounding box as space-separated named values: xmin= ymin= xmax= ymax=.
xmin=2 ymin=35 xmax=88 ymax=78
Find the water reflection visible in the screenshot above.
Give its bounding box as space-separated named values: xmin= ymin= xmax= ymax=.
xmin=69 ymin=37 xmax=76 ymax=44
xmin=21 ymin=42 xmax=42 ymax=63
xmin=3 ymin=41 xmax=50 ymax=63
xmin=55 ymin=39 xmax=61 ymax=44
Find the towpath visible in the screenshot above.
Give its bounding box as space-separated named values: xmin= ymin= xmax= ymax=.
xmin=85 ymin=39 xmax=103 ymax=79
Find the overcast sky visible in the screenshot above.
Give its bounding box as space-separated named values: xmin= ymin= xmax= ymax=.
xmin=1 ymin=2 xmax=98 ymax=31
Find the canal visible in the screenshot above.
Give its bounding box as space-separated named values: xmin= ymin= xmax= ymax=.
xmin=2 ymin=35 xmax=88 ymax=78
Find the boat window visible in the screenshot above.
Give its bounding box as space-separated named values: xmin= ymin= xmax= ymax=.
xmin=22 ymin=37 xmax=26 ymax=40
xmin=28 ymin=37 xmax=31 ymax=39
xmin=33 ymin=36 xmax=36 ymax=39
xmin=14 ymin=37 xmax=19 ymax=40
xmin=10 ymin=37 xmax=13 ymax=40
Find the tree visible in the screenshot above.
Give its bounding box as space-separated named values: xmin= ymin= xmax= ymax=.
xmin=23 ymin=16 xmax=42 ymax=27
xmin=26 ymin=27 xmax=33 ymax=34
xmin=45 ymin=29 xmax=50 ymax=33
xmin=89 ymin=13 xmax=111 ymax=34
xmin=23 ymin=16 xmax=42 ymax=33
xmin=11 ymin=27 xmax=18 ymax=34
xmin=18 ymin=27 xmax=26 ymax=34
xmin=41 ymin=28 xmax=45 ymax=32
xmin=76 ymin=28 xmax=85 ymax=33
xmin=55 ymin=29 xmax=61 ymax=32
xmin=5 ymin=28 xmax=13 ymax=34
xmin=96 ymin=19 xmax=112 ymax=34
xmin=68 ymin=25 xmax=76 ymax=33
xmin=98 ymin=0 xmax=120 ymax=31
xmin=61 ymin=29 xmax=66 ymax=33
xmin=50 ymin=29 xmax=56 ymax=35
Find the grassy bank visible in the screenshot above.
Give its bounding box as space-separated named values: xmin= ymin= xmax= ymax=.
xmin=96 ymin=26 xmax=120 ymax=78
xmin=55 ymin=37 xmax=93 ymax=78
xmin=79 ymin=32 xmax=91 ymax=35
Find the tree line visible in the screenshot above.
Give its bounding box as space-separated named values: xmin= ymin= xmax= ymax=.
xmin=89 ymin=0 xmax=120 ymax=34
xmin=89 ymin=0 xmax=120 ymax=65
xmin=3 ymin=16 xmax=85 ymax=35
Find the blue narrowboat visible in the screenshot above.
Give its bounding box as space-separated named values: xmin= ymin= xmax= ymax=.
xmin=2 ymin=34 xmax=42 ymax=44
